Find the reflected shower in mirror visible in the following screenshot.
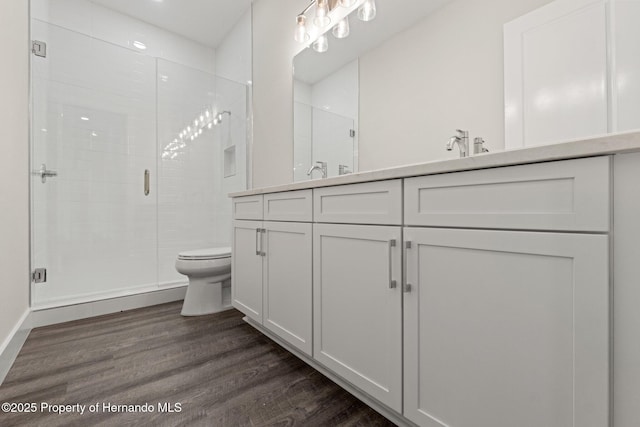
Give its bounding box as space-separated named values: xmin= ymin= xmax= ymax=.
xmin=292 ymin=0 xmax=450 ymax=180
xmin=293 ymin=54 xmax=358 ymax=182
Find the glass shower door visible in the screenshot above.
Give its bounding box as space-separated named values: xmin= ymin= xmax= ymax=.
xmin=30 ymin=21 xmax=158 ymax=307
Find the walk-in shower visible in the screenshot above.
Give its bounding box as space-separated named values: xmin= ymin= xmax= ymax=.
xmin=29 ymin=0 xmax=252 ymax=308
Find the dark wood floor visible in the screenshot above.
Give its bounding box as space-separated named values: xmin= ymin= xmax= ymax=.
xmin=0 ymin=302 xmax=395 ymax=427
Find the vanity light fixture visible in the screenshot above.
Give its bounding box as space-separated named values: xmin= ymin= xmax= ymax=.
xmin=294 ymin=0 xmax=377 ymax=52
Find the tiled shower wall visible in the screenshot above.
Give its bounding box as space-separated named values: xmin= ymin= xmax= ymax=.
xmin=31 ymin=0 xmax=248 ymax=306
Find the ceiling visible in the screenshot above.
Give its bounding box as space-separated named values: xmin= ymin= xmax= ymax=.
xmin=89 ymin=0 xmax=252 ymax=48
xmin=294 ymin=0 xmax=451 ymax=84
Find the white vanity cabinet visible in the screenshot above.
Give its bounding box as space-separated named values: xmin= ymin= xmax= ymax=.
xmin=403 ymin=157 xmax=611 ymax=427
xmin=229 ymin=146 xmax=637 ymax=427
xmin=232 ymin=191 xmax=313 ymax=356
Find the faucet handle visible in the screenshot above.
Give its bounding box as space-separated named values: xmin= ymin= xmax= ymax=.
xmin=456 ymin=129 xmax=468 ymax=137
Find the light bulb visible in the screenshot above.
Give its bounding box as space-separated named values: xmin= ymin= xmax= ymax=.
xmin=294 ymin=15 xmax=309 ymax=43
xmin=313 ymin=0 xmax=330 ymax=27
xmin=312 ymin=34 xmax=329 ymax=53
xmin=339 ymin=0 xmax=356 ymax=6
xmin=357 ymin=0 xmax=376 ymax=21
xmin=207 ymin=123 xmax=213 ymax=129
xmin=332 ymin=16 xmax=350 ymax=39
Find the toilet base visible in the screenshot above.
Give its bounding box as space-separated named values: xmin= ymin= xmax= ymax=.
xmin=181 ymin=278 xmax=232 ymax=316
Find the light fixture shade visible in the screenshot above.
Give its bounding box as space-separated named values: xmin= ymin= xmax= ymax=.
xmin=313 ymin=0 xmax=331 ymax=27
xmin=339 ymin=0 xmax=357 ymax=6
xmin=294 ymin=14 xmax=309 ymax=43
xmin=357 ymin=0 xmax=376 ymax=21
xmin=312 ymin=34 xmax=329 ymax=53
xmin=332 ymin=16 xmax=350 ymax=39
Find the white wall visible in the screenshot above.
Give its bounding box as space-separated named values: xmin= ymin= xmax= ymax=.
xmin=358 ymin=0 xmax=553 ymax=171
xmin=216 ymin=8 xmax=252 ymax=85
xmin=251 ymin=0 xmax=301 ymax=187
xmin=0 ymin=0 xmax=30 ymax=354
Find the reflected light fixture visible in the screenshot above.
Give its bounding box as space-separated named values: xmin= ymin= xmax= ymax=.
xmin=295 ymin=15 xmax=309 ymax=43
xmin=357 ymin=0 xmax=376 ymax=22
xmin=314 ymin=0 xmax=331 ymax=27
xmin=332 ymin=16 xmax=350 ymax=39
xmin=294 ymin=0 xmax=378 ymax=53
xmin=313 ymin=34 xmax=329 ymax=53
xmin=132 ymin=40 xmax=147 ymax=50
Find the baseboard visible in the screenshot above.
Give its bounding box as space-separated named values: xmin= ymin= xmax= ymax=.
xmin=0 ymin=309 xmax=31 ymax=386
xmin=26 ymin=286 xmax=187 ymax=329
xmin=243 ymin=317 xmax=418 ymax=427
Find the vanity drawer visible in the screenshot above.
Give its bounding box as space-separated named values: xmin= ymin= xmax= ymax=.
xmin=264 ymin=190 xmax=313 ymax=222
xmin=233 ymin=195 xmax=263 ymax=220
xmin=404 ymin=156 xmax=610 ymax=232
xmin=314 ymin=179 xmax=402 ymax=225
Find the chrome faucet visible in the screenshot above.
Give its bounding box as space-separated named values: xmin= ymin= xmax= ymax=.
xmin=446 ymin=129 xmax=469 ymax=158
xmin=338 ymin=164 xmax=351 ymax=175
xmin=307 ymin=161 xmax=327 ymax=179
xmin=473 ymin=137 xmax=489 ymax=154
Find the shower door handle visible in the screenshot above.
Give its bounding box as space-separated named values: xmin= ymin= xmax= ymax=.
xmin=144 ymin=170 xmax=150 ymax=196
xmin=33 ymin=163 xmax=57 ymax=183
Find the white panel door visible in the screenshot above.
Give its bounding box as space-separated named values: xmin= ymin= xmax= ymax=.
xmin=504 ymin=0 xmax=608 ymax=148
xmin=263 ymin=221 xmax=313 ymax=356
xmin=313 ymin=223 xmax=402 ymax=411
xmin=232 ymin=220 xmax=263 ymax=323
xmin=403 ymin=227 xmax=609 ymax=427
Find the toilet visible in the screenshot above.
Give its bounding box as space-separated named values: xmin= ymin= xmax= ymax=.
xmin=175 ymin=247 xmax=232 ymax=316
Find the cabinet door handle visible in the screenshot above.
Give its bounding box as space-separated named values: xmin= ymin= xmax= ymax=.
xmin=404 ymin=240 xmax=412 ymax=293
xmin=144 ymin=169 xmax=150 ymax=196
xmin=255 ymin=228 xmax=261 ymax=256
xmin=260 ymin=228 xmax=266 ymax=257
xmin=389 ymin=239 xmax=397 ymax=289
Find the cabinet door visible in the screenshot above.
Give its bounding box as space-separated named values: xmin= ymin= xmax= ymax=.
xmin=263 ymin=221 xmax=312 ymax=356
xmin=313 ymin=223 xmax=402 ymax=411
xmin=403 ymin=227 xmax=609 ymax=427
xmin=232 ymin=220 xmax=263 ymax=323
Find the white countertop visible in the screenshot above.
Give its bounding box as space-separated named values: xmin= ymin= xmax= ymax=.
xmin=230 ymin=131 xmax=640 ymax=197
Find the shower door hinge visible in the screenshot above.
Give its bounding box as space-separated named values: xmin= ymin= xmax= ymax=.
xmin=349 ymin=129 xmax=356 ymax=138
xmin=32 ymin=268 xmax=47 ymax=283
xmin=32 ymin=40 xmax=47 ymax=58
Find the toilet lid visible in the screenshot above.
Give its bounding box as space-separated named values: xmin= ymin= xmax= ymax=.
xmin=178 ymin=247 xmax=231 ymax=260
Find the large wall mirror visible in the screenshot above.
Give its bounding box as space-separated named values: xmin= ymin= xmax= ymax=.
xmin=293 ymin=0 xmax=640 ymax=177
xmin=292 ymin=0 xmax=449 ymax=181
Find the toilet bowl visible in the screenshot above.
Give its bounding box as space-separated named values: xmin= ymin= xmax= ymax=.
xmin=175 ymin=247 xmax=232 ymax=316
